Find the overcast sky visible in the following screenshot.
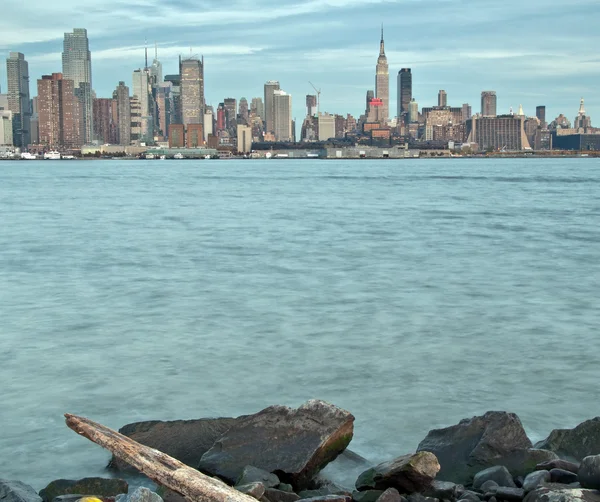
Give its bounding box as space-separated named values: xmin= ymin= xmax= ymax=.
xmin=1 ymin=0 xmax=598 ymax=125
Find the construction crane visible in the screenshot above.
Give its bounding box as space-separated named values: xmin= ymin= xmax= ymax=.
xmin=308 ymin=81 xmax=321 ymax=116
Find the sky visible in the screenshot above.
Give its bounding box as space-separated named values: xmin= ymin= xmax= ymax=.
xmin=1 ymin=0 xmax=599 ymax=126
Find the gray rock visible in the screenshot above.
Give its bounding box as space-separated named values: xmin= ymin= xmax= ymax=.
xmin=355 ymin=452 xmax=440 ymax=493
xmin=237 ymin=467 xmax=280 ymax=489
xmin=515 ymin=479 xmax=524 ymax=490
xmin=0 ymin=481 xmax=44 ymax=502
xmin=535 ymin=418 xmax=600 ymax=462
xmin=53 ymin=496 xmax=87 ymax=502
xmin=299 ymin=482 xmax=351 ymax=499
xmin=536 ymin=462 xmax=580 ymax=475
xmin=406 ymin=494 xmax=438 ymax=502
xmin=115 ymin=489 xmax=162 ymax=502
xmin=109 ymin=417 xmax=238 ymax=472
xmin=237 ymin=483 xmax=266 ymax=499
xmin=523 ymin=487 xmax=600 ymax=502
xmin=40 ymin=479 xmax=128 ymax=502
xmin=492 ymin=488 xmax=524 ymax=502
xmin=199 ymin=400 xmax=354 ymax=491
xmin=550 ymin=470 xmax=578 ymax=485
xmin=458 ymin=491 xmax=482 ymax=502
xmin=417 ymin=412 xmax=558 ymax=485
xmin=480 ymin=482 xmax=499 ymax=494
xmin=278 ymin=485 xmax=295 ymax=494
xmin=579 ymin=455 xmax=600 ymax=490
xmin=299 ymin=497 xmax=351 ymax=502
xmin=264 ymin=488 xmax=301 ymax=502
xmin=153 ymin=487 xmax=187 ymax=502
xmin=474 ymin=467 xmax=516 ymax=491
xmin=523 ymin=471 xmax=551 ymax=493
xmin=376 ymin=489 xmax=404 ymax=502
xmin=353 ymin=491 xmax=385 ymax=502
xmin=423 ymin=481 xmax=463 ymax=501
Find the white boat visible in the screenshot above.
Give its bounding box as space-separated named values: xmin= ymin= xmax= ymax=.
xmin=174 ymin=153 xmax=184 ymax=159
xmin=204 ymin=155 xmax=211 ymax=159
xmin=145 ymin=153 xmax=155 ymax=159
xmin=21 ymin=152 xmax=38 ymax=160
xmin=62 ymin=155 xmax=76 ymax=160
xmin=44 ymin=151 xmax=61 ymax=160
xmin=160 ymin=155 xmax=166 ymax=160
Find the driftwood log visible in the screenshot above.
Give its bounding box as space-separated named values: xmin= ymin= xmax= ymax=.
xmin=64 ymin=414 xmax=257 ymax=502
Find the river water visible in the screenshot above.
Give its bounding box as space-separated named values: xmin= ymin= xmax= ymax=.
xmin=1 ymin=158 xmax=599 ymax=489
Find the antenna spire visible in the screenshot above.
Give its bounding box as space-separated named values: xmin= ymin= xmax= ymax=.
xmin=144 ymin=37 xmax=148 ymax=69
xmin=381 ymin=23 xmax=384 ymax=42
xmin=155 ymin=41 xmax=158 ymax=60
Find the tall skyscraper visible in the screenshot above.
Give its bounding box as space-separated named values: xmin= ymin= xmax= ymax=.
xmin=37 ymin=73 xmax=82 ymax=148
xmin=462 ymin=103 xmax=472 ymax=122
xmin=264 ymin=80 xmax=280 ymax=134
xmin=223 ymin=98 xmax=237 ymax=130
xmin=438 ymin=90 xmax=447 ymax=107
xmin=6 ymin=52 xmax=31 ymax=148
xmin=481 ymin=91 xmax=497 ymax=117
xmin=239 ymin=98 xmax=249 ymax=124
xmin=132 ymin=69 xmax=153 ymax=143
xmin=408 ymin=99 xmax=419 ymax=123
xmin=397 ymin=69 xmax=412 ymax=120
xmin=150 ymin=44 xmax=163 ymax=85
xmin=113 ymin=81 xmax=131 ymax=146
xmin=273 ymin=89 xmax=292 ymax=142
xmin=93 ymin=98 xmax=117 ymax=144
xmin=0 ymin=111 xmax=13 ymax=146
xmin=536 ymin=106 xmax=546 ymax=128
xmin=251 ymin=97 xmax=264 ymax=121
xmin=180 ymin=57 xmax=204 ymax=126
xmin=164 ymin=74 xmax=182 ymax=125
xmin=375 ymin=27 xmax=389 ymax=124
xmin=62 ymin=29 xmax=93 ymax=144
xmin=306 ymin=95 xmax=317 ymax=117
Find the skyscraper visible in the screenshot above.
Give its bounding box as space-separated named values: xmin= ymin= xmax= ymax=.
xmin=37 ymin=73 xmax=82 ymax=149
xmin=93 ymin=98 xmax=117 ymax=144
xmin=6 ymin=52 xmax=31 ymax=148
xmin=306 ymin=95 xmax=317 ymax=117
xmin=438 ymin=90 xmax=447 ymax=107
xmin=223 ymin=98 xmax=237 ymax=130
xmin=273 ymin=89 xmax=292 ymax=142
xmin=375 ymin=26 xmax=389 ymax=124
xmin=0 ymin=111 xmax=13 ymax=146
xmin=481 ymin=91 xmax=497 ymax=117
xmin=408 ymin=99 xmax=419 ymax=123
xmin=264 ymin=80 xmax=280 ymax=134
xmin=150 ymin=44 xmax=163 ymax=86
xmin=536 ymin=106 xmax=546 ymax=128
xmin=180 ymin=57 xmax=204 ymax=127
xmin=239 ymin=98 xmax=249 ymax=124
xmin=462 ymin=103 xmax=472 ymax=122
xmin=30 ymin=97 xmax=39 ymax=145
xmin=62 ymin=29 xmax=93 ymax=144
xmin=397 ymin=69 xmax=412 ymax=120
xmin=113 ymin=81 xmax=131 ymax=146
xmin=132 ymin=69 xmax=153 ymax=143
xmin=251 ymin=97 xmax=264 ymax=121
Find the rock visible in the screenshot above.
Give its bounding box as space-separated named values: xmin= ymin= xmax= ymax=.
xmin=406 ymin=494 xmax=438 ymax=502
xmin=423 ymin=481 xmax=463 ymax=501
xmin=550 ymin=470 xmax=578 ymax=485
xmin=480 ymin=482 xmax=499 ymax=494
xmin=279 ymin=485 xmax=295 ymax=494
xmin=40 ymin=479 xmax=128 ymax=502
xmin=353 ymin=491 xmax=385 ymax=502
xmin=300 ymin=497 xmax=351 ymax=502
xmin=153 ymin=487 xmax=187 ymax=502
xmin=109 ymin=417 xmax=238 ymax=471
xmin=264 ymin=489 xmax=301 ymax=502
xmin=523 ymin=487 xmax=600 ymax=502
xmin=523 ymin=472 xmax=551 ymax=493
xmin=237 ymin=467 xmax=280 ymax=489
xmin=492 ymin=488 xmax=524 ymax=502
xmin=299 ymin=482 xmax=351 ymax=499
xmin=515 ymin=479 xmax=524 ymax=490
xmin=536 ymin=461 xmax=580 ymax=475
xmin=199 ymin=400 xmax=354 ymax=490
xmin=474 ymin=467 xmax=516 ymax=490
xmin=376 ymin=489 xmax=404 ymax=502
xmin=578 ymin=455 xmax=600 ymax=490
xmin=53 ymin=497 xmax=89 ymax=502
xmin=416 ymin=412 xmax=558 ymax=484
xmin=115 ymin=489 xmax=161 ymax=502
xmin=458 ymin=492 xmax=482 ymax=502
xmin=0 ymin=481 xmax=44 ymax=502
xmin=535 ymin=419 xmax=600 ymax=462
xmin=237 ymin=483 xmax=266 ymax=499
xmin=355 ymin=452 xmax=440 ymax=493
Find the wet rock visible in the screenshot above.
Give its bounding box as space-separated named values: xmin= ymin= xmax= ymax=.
xmin=153 ymin=487 xmax=187 ymax=502
xmin=535 ymin=419 xmax=600 ymax=462
xmin=199 ymin=400 xmax=354 ymax=490
xmin=237 ymin=467 xmax=280 ymax=489
xmin=480 ymin=482 xmax=499 ymax=494
xmin=300 ymin=497 xmax=351 ymax=502
xmin=376 ymin=489 xmax=404 ymax=502
xmin=352 ymin=491 xmax=385 ymax=502
xmin=237 ymin=483 xmax=266 ymax=499
xmin=417 ymin=412 xmax=557 ymax=484
xmin=523 ymin=472 xmax=551 ymax=493
xmin=299 ymin=482 xmax=351 ymax=499
xmin=115 ymin=488 xmax=162 ymax=502
xmin=578 ymin=455 xmax=600 ymax=490
xmin=492 ymin=488 xmax=524 ymax=502
xmin=550 ymin=470 xmax=578 ymax=485
xmin=536 ymin=461 xmax=580 ymax=475
xmin=515 ymin=479 xmax=524 ymax=490
xmin=40 ymin=479 xmax=128 ymax=502
xmin=406 ymin=494 xmax=437 ymax=502
xmin=278 ymin=485 xmax=295 ymax=494
xmin=523 ymin=487 xmax=600 ymax=502
xmin=0 ymin=480 xmax=44 ymax=502
xmin=458 ymin=491 xmax=482 ymax=502
xmin=109 ymin=417 xmax=238 ymax=471
xmin=423 ymin=481 xmax=463 ymax=501
xmin=355 ymin=452 xmax=440 ymax=493
xmin=474 ymin=467 xmax=516 ymax=491
xmin=264 ymin=488 xmax=301 ymax=502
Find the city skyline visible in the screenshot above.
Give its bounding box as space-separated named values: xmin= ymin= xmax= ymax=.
xmin=0 ymin=0 xmax=598 ymax=124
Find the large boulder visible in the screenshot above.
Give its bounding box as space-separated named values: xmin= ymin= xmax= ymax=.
xmin=536 ymin=462 xmax=580 ymax=475
xmin=523 ymin=487 xmax=600 ymax=502
xmin=0 ymin=480 xmax=43 ymax=502
xmin=417 ymin=412 xmax=557 ymax=484
xmin=115 ymin=489 xmax=162 ymax=502
xmin=535 ymin=419 xmax=600 ymax=462
xmin=578 ymin=455 xmax=600 ymax=490
xmin=198 ymin=400 xmax=354 ymax=491
xmin=237 ymin=467 xmax=280 ymax=489
xmin=39 ymin=479 xmax=128 ymax=502
xmin=355 ymin=452 xmax=440 ymax=493
xmin=109 ymin=417 xmax=238 ymax=471
xmin=523 ymin=472 xmax=551 ymax=493
xmin=473 ymin=467 xmax=516 ymax=490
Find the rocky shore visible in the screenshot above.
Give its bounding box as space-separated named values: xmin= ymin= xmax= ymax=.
xmin=4 ymin=400 xmax=600 ymax=502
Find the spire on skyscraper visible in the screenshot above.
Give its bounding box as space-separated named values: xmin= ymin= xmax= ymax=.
xmin=579 ymin=97 xmax=586 ymax=115
xmin=379 ymin=23 xmax=385 ymax=56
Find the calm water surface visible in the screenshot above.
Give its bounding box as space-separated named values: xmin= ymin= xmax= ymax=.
xmin=1 ymin=159 xmax=599 ymax=488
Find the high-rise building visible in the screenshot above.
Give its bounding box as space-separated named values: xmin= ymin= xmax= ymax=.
xmin=462 ymin=103 xmax=472 ymax=123
xmin=0 ymin=110 xmax=13 ymax=145
xmin=481 ymin=91 xmax=497 ymax=117
xmin=180 ymin=57 xmax=204 ymax=127
xmin=164 ymin=74 xmax=182 ymax=125
xmin=186 ymin=124 xmax=203 ymax=147
xmin=6 ymin=52 xmax=31 ymax=148
xmin=216 ymin=103 xmax=225 ymax=132
xmin=397 ymin=69 xmax=412 ymax=120
xmin=62 ymin=29 xmax=93 ymax=144
xmin=306 ymin=95 xmax=317 ymax=117
xmin=365 ymin=90 xmax=374 ymax=116
xmin=536 ymin=106 xmax=546 ymax=128
xmin=237 ymin=124 xmax=252 ymax=153
xmin=129 ymin=97 xmax=142 ymax=144
xmin=408 ymin=99 xmax=419 ymax=123
xmin=224 ymin=98 xmax=237 ymax=129
xmin=574 ymin=98 xmax=592 ymax=130
xmin=438 ymin=90 xmax=447 ymax=107
xmin=239 ymin=98 xmax=249 ymax=124
xmin=466 ymin=114 xmax=531 ymax=151
xmin=132 ymin=69 xmax=153 ymax=143
xmin=264 ymin=80 xmax=280 ymax=134
xmin=318 ymin=113 xmax=335 ymax=141
xmin=93 ymin=98 xmax=117 ymax=144
xmin=30 ymin=97 xmax=39 ymax=145
xmin=273 ymin=89 xmax=292 ymax=142
xmin=375 ymin=27 xmax=389 ymax=124
xmin=150 ymin=44 xmax=163 ymax=86
xmin=251 ymin=97 xmax=264 ymax=121
xmin=37 ymin=73 xmax=83 ymax=149
xmin=203 ymin=110 xmax=213 ymax=141
xmin=168 ymin=124 xmax=185 ymax=148
xmin=0 ymin=94 xmax=8 ymax=109
xmin=113 ymin=82 xmax=131 ymax=146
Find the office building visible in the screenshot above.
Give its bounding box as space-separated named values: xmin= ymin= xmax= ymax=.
xmin=204 ymin=110 xmax=213 ymax=141
xmin=251 ymin=97 xmax=264 ymax=121
xmin=0 ymin=94 xmax=8 ymax=110
xmin=0 ymin=110 xmax=13 ymax=145
xmin=129 ymin=97 xmax=142 ymax=144
xmin=168 ymin=124 xmax=185 ymax=148
xmin=30 ymin=97 xmax=39 ymax=145
xmin=264 ymin=80 xmax=280 ymax=134
xmin=186 ymin=124 xmax=203 ymax=147
xmin=150 ymin=45 xmax=163 ymax=85
xmin=481 ymin=91 xmax=497 ymax=117
xmin=113 ymin=82 xmax=131 ymax=146
xmin=164 ymin=74 xmax=182 ymax=125
xmin=93 ymin=98 xmax=117 ymax=144
xmin=397 ymin=68 xmax=412 ymax=120
xmin=237 ymin=124 xmax=252 ymax=153
xmin=180 ymin=57 xmax=204 ymax=126
xmin=466 ymin=114 xmax=531 ymax=151
xmin=37 ymin=73 xmax=83 ymax=148
xmin=62 ymin=29 xmax=93 ymax=144
xmin=318 ymin=113 xmax=336 ymax=141
xmin=224 ymin=98 xmax=237 ymax=129
xmin=438 ymin=90 xmax=447 ymax=107
xmin=132 ymin=69 xmax=153 ymax=143
xmin=6 ymin=52 xmax=31 ymax=148
xmin=239 ymin=98 xmax=249 ymax=124
xmin=306 ymin=95 xmax=317 ymax=117
xmin=462 ymin=103 xmax=472 ymax=123
xmin=536 ymin=106 xmax=546 ymax=128
xmin=408 ymin=99 xmax=419 ymax=123
xmin=574 ymin=98 xmax=592 ymax=130
xmin=273 ymin=89 xmax=292 ymax=141
xmin=375 ymin=27 xmax=389 ymax=123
